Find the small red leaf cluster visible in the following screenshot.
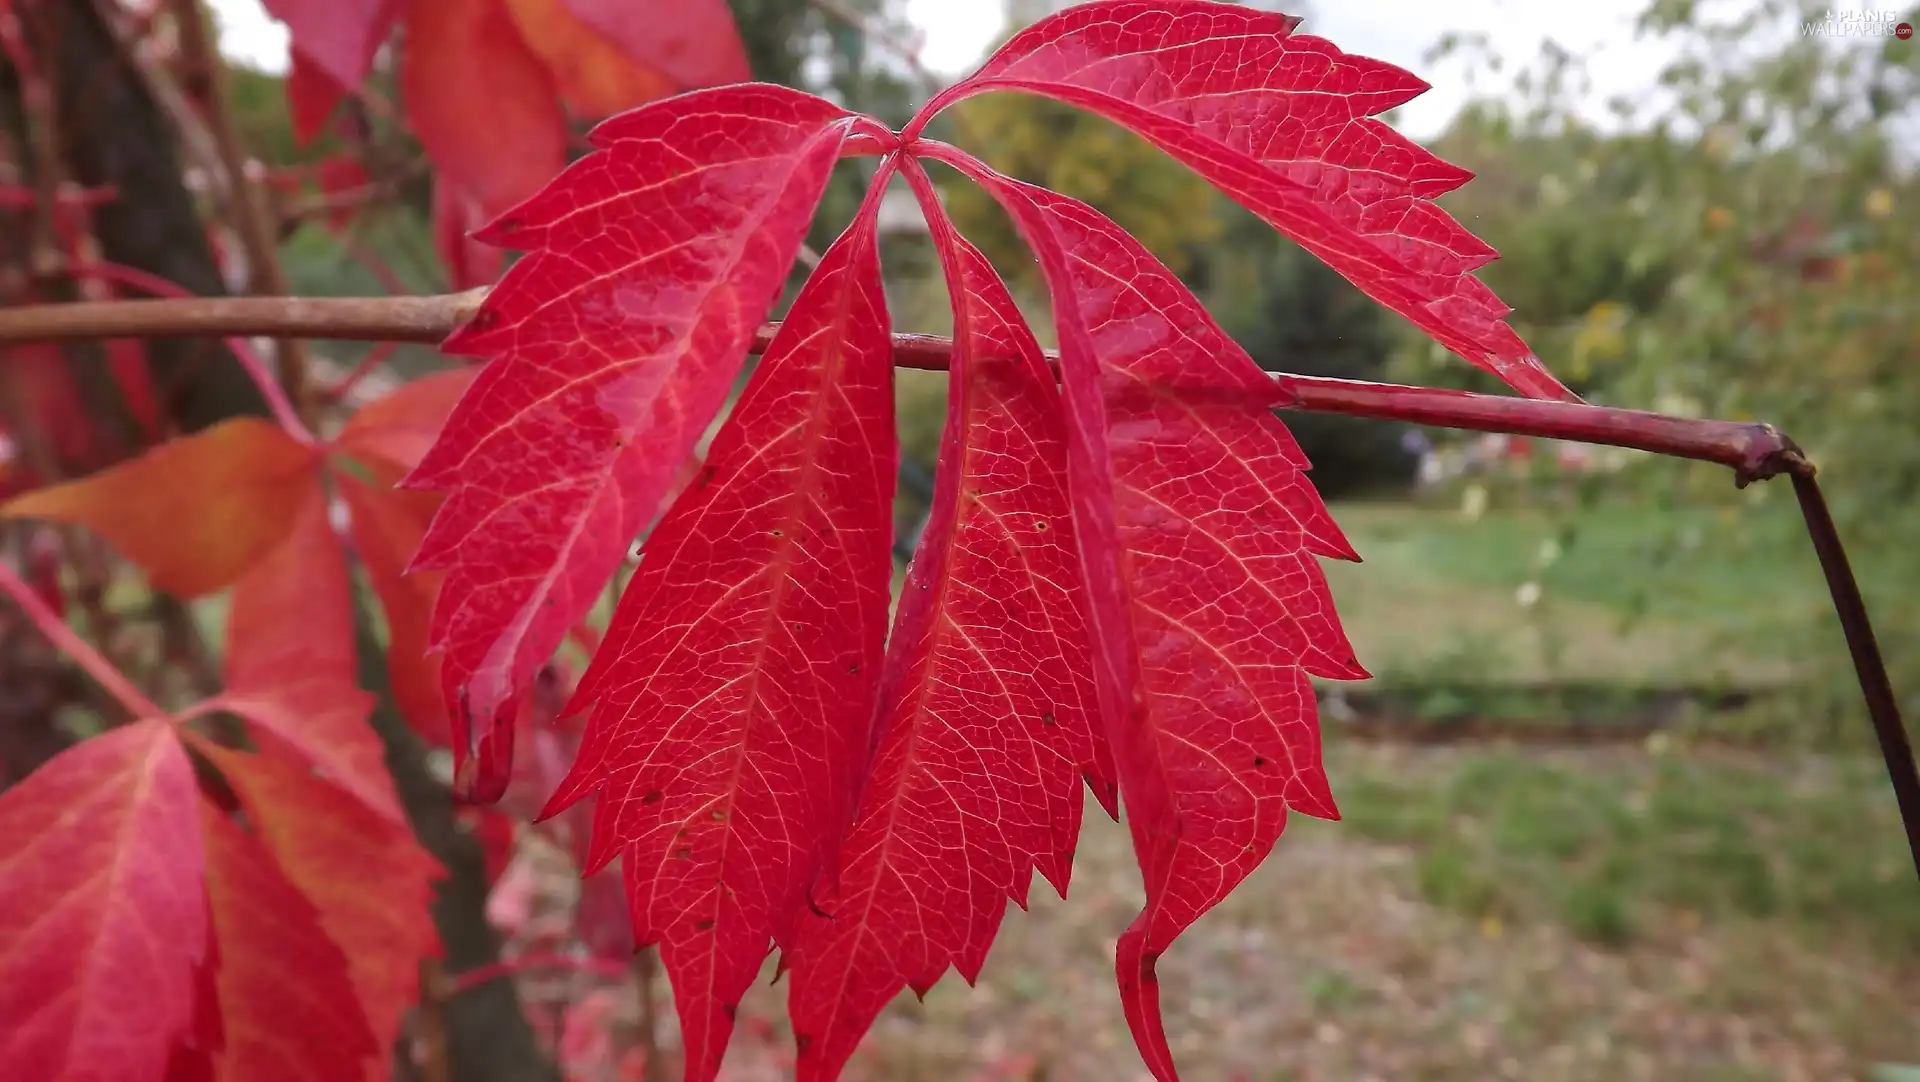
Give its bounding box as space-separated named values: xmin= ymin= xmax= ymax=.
xmin=265 ymin=0 xmax=751 ymax=286
xmin=0 ymin=380 xmax=461 ymax=1081
xmin=406 ymin=3 xmax=1572 ymax=1079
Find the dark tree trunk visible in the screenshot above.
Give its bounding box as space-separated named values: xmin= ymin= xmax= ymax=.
xmin=35 ymin=0 xmax=264 ymax=433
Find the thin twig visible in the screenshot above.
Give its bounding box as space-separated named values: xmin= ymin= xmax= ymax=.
xmin=1790 ymin=474 xmax=1920 ymax=877
xmin=166 ymin=0 xmax=314 ymax=417
xmin=0 ymin=0 xmax=65 ymax=278
xmin=0 ymin=291 xmax=1803 ymax=477
xmin=0 ymin=290 xmax=489 ymax=346
xmin=65 ymin=262 xmax=314 ymax=443
xmin=0 ymin=559 xmax=165 ymax=720
xmin=444 ymin=951 xmax=631 ymax=995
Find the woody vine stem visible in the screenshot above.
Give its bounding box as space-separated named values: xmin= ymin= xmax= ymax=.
xmin=0 ymin=289 xmax=1914 ymax=880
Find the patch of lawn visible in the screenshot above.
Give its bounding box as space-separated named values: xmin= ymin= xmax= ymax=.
xmin=1331 ymin=743 xmax=1920 ymax=955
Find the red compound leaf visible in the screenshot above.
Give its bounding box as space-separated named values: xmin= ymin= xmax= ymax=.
xmin=913 ymin=0 xmax=1573 ymax=401
xmin=924 ymin=141 xmax=1364 ymax=1081
xmin=782 ymin=158 xmax=1112 ymax=1082
xmin=403 ymin=84 xmax=865 ymax=802
xmin=539 ymin=174 xmax=899 ymax=1082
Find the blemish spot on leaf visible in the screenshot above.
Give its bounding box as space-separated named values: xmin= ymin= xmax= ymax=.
xmin=1041 ymin=711 xmax=1057 ymax=727
xmin=641 ymin=789 xmax=663 ymax=805
xmin=696 ymin=919 xmax=716 ymax=931
xmin=672 ymin=847 xmax=692 ymax=860
xmin=770 ymin=528 xmax=783 ymax=537
xmin=1034 ymin=519 xmax=1050 ymax=532
xmin=1253 ymin=756 xmax=1267 ymax=768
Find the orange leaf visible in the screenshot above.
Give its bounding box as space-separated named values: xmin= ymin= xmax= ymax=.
xmin=403 ymin=0 xmax=568 ymax=217
xmin=225 ymin=472 xmax=354 ymax=691
xmin=198 ymin=797 xmax=379 ymax=1082
xmin=334 ymin=367 xmax=478 ymax=475
xmin=194 ymin=740 xmax=442 ymax=1080
xmin=0 ymin=720 xmax=209 ymax=1081
xmin=0 ymin=418 xmax=318 ymax=597
xmin=501 ymin=0 xmax=675 ymax=116
xmin=549 ymin=0 xmax=750 ymax=91
xmin=337 ymin=467 xmax=448 ymax=745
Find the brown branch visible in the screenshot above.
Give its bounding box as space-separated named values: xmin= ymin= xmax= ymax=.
xmin=0 ymin=290 xmax=1910 ymax=877
xmin=0 ymin=291 xmax=1807 ymax=479
xmin=1790 ymin=474 xmax=1920 ymax=877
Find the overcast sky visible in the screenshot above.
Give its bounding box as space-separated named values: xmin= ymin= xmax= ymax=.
xmin=204 ymin=0 xmax=1699 ymax=139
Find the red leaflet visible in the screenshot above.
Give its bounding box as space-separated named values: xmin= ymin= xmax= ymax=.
xmin=338 ymin=470 xmax=450 ymax=745
xmin=286 ymin=49 xmax=347 ymax=145
xmin=336 ymin=368 xmax=477 ymax=472
xmin=198 ymin=800 xmax=379 ymax=1082
xmin=210 ymin=460 xmax=408 ymax=824
xmin=783 ymin=160 xmax=1112 ymax=1082
xmin=552 ymin=0 xmax=751 ymax=92
xmin=402 ymin=0 xmax=569 ymax=218
xmin=913 ymin=0 xmax=1573 ymax=401
xmin=0 ymin=720 xmax=207 ymax=1082
xmin=540 ymin=178 xmax=899 ymax=1082
xmin=403 ymin=85 xmax=863 ymax=801
xmin=260 ymin=0 xmax=399 ymax=91
xmin=197 ymin=741 xmax=443 ymax=1082
xmin=434 ymin=179 xmax=507 ymax=290
xmin=925 ymin=144 xmax=1364 ymax=1082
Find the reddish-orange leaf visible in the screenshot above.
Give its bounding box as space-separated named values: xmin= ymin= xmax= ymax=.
xmin=334 ymin=367 xmax=478 ymax=475
xmin=337 ymin=468 xmax=448 ymax=746
xmin=194 ymin=739 xmax=443 ymax=1080
xmin=0 ymin=417 xmax=318 ymax=597
xmin=0 ymin=720 xmax=208 ymax=1082
xmin=540 ymin=177 xmax=899 ymax=1082
xmin=197 ymin=798 xmax=379 ymax=1082
xmin=500 ymin=0 xmax=677 ymax=116
xmin=261 ymin=0 xmax=400 ymax=90
xmin=403 ymin=84 xmax=863 ymax=801
xmin=931 ymin=147 xmax=1364 ymax=1081
xmin=402 ymin=0 xmax=569 ymax=218
xmin=543 ymin=0 xmax=750 ymax=100
xmin=223 ymin=474 xmax=353 ymax=691
xmin=286 ymin=48 xmax=348 ymax=145
xmin=434 ymin=179 xmax=507 ymax=290
xmin=784 ymin=162 xmax=1113 ymax=1082
xmin=216 ymin=473 xmax=403 ymax=823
